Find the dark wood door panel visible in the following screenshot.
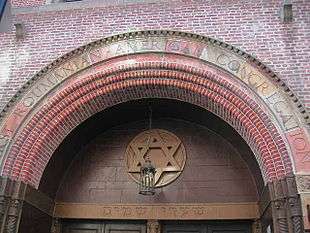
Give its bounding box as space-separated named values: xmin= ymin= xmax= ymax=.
xmin=207 ymin=222 xmax=251 ymax=233
xmin=163 ymin=221 xmax=251 ymax=233
xmin=63 ymin=220 xmax=251 ymax=233
xmin=62 ymin=221 xmax=146 ymax=233
xmin=105 ymin=223 xmax=146 ymax=233
xmin=163 ymin=222 xmax=207 ymax=233
xmin=208 ymin=230 xmax=249 ymax=233
xmin=66 ymin=230 xmax=100 ymax=233
xmin=164 ymin=224 xmax=206 ymax=233
xmin=62 ymin=222 xmax=102 ymax=233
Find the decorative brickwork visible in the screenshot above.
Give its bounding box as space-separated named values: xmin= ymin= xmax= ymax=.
xmin=56 ymin=119 xmax=258 ymax=203
xmin=1 ymin=1 xmax=309 ymax=112
xmin=0 ymin=31 xmax=308 ymax=189
xmin=0 ymin=1 xmax=309 ymax=230
xmin=11 ymin=0 xmax=46 ymax=7
xmin=0 ymin=55 xmax=292 ymax=186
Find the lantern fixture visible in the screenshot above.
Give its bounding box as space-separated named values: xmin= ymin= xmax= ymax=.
xmin=139 ymin=104 xmax=156 ymax=195
xmin=139 ymin=158 xmax=156 ymax=195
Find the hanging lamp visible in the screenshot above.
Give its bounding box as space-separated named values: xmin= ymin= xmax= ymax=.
xmin=139 ymin=104 xmax=156 ymax=195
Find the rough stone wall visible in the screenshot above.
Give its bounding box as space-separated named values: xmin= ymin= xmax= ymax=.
xmin=56 ymin=119 xmax=258 ymax=203
xmin=0 ymin=0 xmax=309 ymax=111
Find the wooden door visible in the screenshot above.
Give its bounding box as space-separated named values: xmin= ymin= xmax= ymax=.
xmin=207 ymin=224 xmax=251 ymax=233
xmin=163 ymin=221 xmax=251 ymax=233
xmin=62 ymin=221 xmax=146 ymax=233
xmin=163 ymin=223 xmax=206 ymax=233
xmin=105 ymin=223 xmax=146 ymax=233
xmin=62 ymin=221 xmax=102 ymax=233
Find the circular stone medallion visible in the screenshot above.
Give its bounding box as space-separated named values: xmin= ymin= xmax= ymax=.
xmin=125 ymin=129 xmax=186 ymax=187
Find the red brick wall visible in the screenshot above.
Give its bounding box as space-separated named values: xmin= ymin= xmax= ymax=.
xmin=0 ymin=0 xmax=309 ymax=110
xmin=11 ymin=0 xmax=46 ymax=7
xmin=56 ymin=119 xmax=258 ymax=203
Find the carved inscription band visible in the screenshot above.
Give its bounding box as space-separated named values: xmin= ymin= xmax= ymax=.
xmin=54 ymin=203 xmax=259 ymax=220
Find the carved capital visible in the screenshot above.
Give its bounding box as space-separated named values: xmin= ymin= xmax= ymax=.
xmin=287 ymin=196 xmax=302 ymax=217
xmin=0 ymin=196 xmax=10 ymax=230
xmin=252 ymin=219 xmax=262 ymax=233
xmin=273 ymin=198 xmax=287 ymax=219
xmin=147 ymin=220 xmax=160 ymax=233
xmin=0 ymin=195 xmax=8 ymax=216
xmin=7 ymin=199 xmax=22 ymax=218
xmin=3 ymin=199 xmax=23 ymax=233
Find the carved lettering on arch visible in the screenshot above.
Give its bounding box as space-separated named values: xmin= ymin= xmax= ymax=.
xmin=267 ymin=91 xmax=299 ymax=131
xmin=166 ymin=39 xmax=204 ymax=57
xmin=2 ymin=35 xmax=300 ymax=134
xmin=286 ymin=128 xmax=310 ymax=172
xmin=53 ymin=55 xmax=90 ymax=81
xmin=240 ymin=67 xmax=272 ymax=96
xmin=200 ymin=46 xmax=276 ymax=97
xmin=0 ymin=134 xmax=10 ymax=159
xmin=20 ymin=73 xmax=60 ymax=109
xmin=1 ymin=105 xmax=28 ymax=137
xmin=20 ymin=55 xmax=90 ymax=110
xmin=0 ymin=32 xmax=306 ymax=181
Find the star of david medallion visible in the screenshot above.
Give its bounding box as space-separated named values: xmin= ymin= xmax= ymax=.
xmin=125 ymin=129 xmax=186 ymax=187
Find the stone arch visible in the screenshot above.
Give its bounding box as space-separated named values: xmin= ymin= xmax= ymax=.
xmin=0 ymin=30 xmax=308 ymax=188
xmin=1 ymin=56 xmax=292 ymax=187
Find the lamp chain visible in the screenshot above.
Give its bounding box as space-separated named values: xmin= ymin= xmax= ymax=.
xmin=148 ymin=105 xmax=152 ymax=130
xmin=146 ymin=104 xmax=153 ymax=161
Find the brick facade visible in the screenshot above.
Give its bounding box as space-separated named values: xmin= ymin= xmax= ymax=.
xmin=56 ymin=119 xmax=258 ymax=203
xmin=1 ymin=53 xmax=293 ymax=187
xmin=0 ymin=1 xmax=309 ymax=231
xmin=0 ymin=0 xmax=309 ymax=111
xmin=11 ymin=0 xmax=46 ymax=7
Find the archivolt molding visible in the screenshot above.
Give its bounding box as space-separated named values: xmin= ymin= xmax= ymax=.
xmin=0 ymin=30 xmax=309 ymax=187
xmin=0 ymin=30 xmax=308 ymax=123
xmin=0 ymin=55 xmax=292 ymax=186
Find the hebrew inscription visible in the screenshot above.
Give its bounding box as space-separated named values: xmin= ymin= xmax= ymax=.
xmin=54 ymin=203 xmax=259 ymax=220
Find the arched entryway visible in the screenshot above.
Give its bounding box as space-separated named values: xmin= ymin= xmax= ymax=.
xmin=0 ymin=30 xmax=308 ymax=233
xmin=36 ymin=99 xmax=263 ymax=232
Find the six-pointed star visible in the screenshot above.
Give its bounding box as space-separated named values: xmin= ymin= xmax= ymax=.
xmin=129 ymin=130 xmax=182 ymax=184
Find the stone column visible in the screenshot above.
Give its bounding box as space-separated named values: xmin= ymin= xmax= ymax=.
xmin=0 ymin=195 xmax=6 ymax=232
xmin=147 ymin=220 xmax=160 ymax=233
xmin=269 ymin=177 xmax=305 ymax=233
xmin=0 ymin=178 xmax=12 ymax=233
xmin=0 ymin=177 xmax=26 ymax=233
xmin=273 ymin=200 xmax=289 ymax=233
xmin=270 ymin=180 xmax=289 ymax=233
xmin=51 ymin=218 xmax=61 ymax=233
xmin=286 ymin=176 xmax=304 ymax=233
xmin=296 ymin=174 xmax=310 ymax=231
xmin=3 ymin=199 xmax=23 ymax=233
